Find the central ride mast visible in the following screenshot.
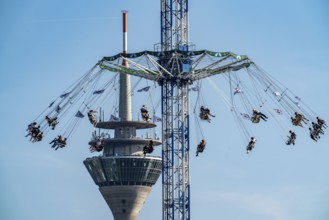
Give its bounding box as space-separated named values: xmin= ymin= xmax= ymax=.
xmin=160 ymin=1 xmax=190 ymax=220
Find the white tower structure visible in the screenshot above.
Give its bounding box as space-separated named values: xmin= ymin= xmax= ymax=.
xmin=84 ymin=11 xmax=162 ymax=220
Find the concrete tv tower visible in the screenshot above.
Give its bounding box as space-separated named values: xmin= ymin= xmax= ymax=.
xmin=83 ymin=11 xmax=162 ymax=220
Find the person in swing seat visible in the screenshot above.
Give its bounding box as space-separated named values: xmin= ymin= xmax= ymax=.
xmin=45 ymin=115 xmax=58 ymax=130
xmin=143 ymin=140 xmax=154 ymax=156
xmin=30 ymin=125 xmax=41 ymax=141
xmin=140 ymin=105 xmax=150 ymax=121
xmin=309 ymin=127 xmax=319 ymax=142
xmin=26 ymin=122 xmax=38 ymax=138
xmin=312 ymin=122 xmax=324 ymax=135
xmin=200 ymin=106 xmax=215 ymax=122
xmin=50 ymin=135 xmax=62 ymax=148
xmin=252 ymin=109 xmax=268 ymax=122
xmin=246 ymin=137 xmax=256 ymax=154
xmin=294 ymin=112 xmax=308 ymax=125
xmin=33 ymin=132 xmax=44 ymax=143
xmin=316 ymin=117 xmax=327 ymax=129
xmin=286 ymin=130 xmax=296 ymax=145
xmin=291 ymin=117 xmax=303 ymax=127
xmin=87 ymin=110 xmax=97 ymax=126
xmin=196 ymin=139 xmax=206 ymax=157
xmin=54 ymin=138 xmax=67 ymax=150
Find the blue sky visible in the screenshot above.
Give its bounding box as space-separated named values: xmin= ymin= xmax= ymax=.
xmin=1 ymin=0 xmax=329 ymax=220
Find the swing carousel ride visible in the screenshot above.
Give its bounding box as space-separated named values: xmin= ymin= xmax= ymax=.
xmin=26 ymin=52 xmax=326 ymax=153
xmin=25 ymin=2 xmax=326 ymax=220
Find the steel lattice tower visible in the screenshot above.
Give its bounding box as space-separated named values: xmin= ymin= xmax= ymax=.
xmin=159 ymin=1 xmax=190 ymax=220
xmin=99 ymin=1 xmax=251 ymax=219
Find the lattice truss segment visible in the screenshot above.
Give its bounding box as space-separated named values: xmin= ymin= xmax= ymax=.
xmin=160 ymin=0 xmax=188 ymax=51
xmin=161 ymin=80 xmax=190 ymax=220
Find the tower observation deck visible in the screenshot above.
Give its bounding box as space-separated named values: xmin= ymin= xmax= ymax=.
xmin=84 ymin=11 xmax=162 ymax=220
xmin=84 ymin=122 xmax=162 ymax=220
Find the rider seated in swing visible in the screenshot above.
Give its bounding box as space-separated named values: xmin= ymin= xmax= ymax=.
xmin=50 ymin=135 xmax=62 ymax=148
xmin=143 ymin=140 xmax=154 ymax=156
xmin=45 ymin=115 xmax=58 ymax=130
xmin=87 ymin=110 xmax=97 ymax=126
xmin=199 ymin=106 xmax=215 ymax=122
xmin=286 ymin=130 xmax=296 ymax=145
xmin=246 ymin=137 xmax=256 ymax=154
xmin=26 ymin=122 xmax=37 ymax=136
xmin=293 ymin=112 xmax=308 ymax=127
xmin=251 ymin=109 xmax=268 ymax=123
xmin=90 ymin=138 xmax=103 ymax=152
xmin=291 ymin=117 xmax=303 ymax=127
xmin=309 ymin=127 xmax=319 ymax=142
xmin=53 ymin=137 xmax=67 ymax=150
xmin=140 ymin=105 xmax=150 ymax=121
xmin=26 ymin=122 xmax=38 ymax=139
xmin=312 ymin=122 xmax=324 ymax=135
xmin=196 ymin=139 xmax=206 ymax=157
xmin=30 ymin=125 xmax=41 ymax=142
xmin=316 ymin=117 xmax=327 ymax=129
xmin=49 ymin=135 xmax=67 ymax=150
xmin=32 ymin=132 xmax=44 ymax=143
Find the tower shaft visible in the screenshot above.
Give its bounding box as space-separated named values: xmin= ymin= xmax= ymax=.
xmin=119 ymin=11 xmax=131 ymax=121
xmin=85 ymin=11 xmax=162 ymax=220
